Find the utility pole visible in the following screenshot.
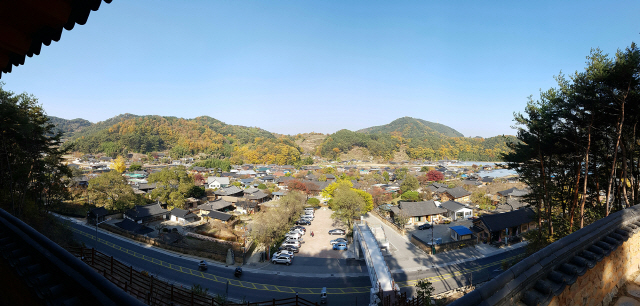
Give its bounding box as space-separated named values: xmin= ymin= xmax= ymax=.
xmin=95 ymin=217 xmax=111 ymax=250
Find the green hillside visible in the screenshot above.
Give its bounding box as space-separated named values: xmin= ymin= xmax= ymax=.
xmin=357 ymin=117 xmax=464 ymax=138
xmin=319 ymin=117 xmax=513 ymax=161
xmin=61 ymin=114 xmax=302 ymax=165
xmin=48 ymin=116 xmax=93 ymax=137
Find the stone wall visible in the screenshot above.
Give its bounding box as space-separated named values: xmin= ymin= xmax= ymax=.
xmin=450 ymin=205 xmax=640 ymax=306
xmin=548 ymin=226 xmax=640 ymax=306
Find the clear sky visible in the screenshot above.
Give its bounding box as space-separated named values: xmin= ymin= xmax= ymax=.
xmin=3 ymin=1 xmax=639 ymax=138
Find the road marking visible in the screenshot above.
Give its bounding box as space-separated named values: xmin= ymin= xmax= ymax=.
xmin=71 ymin=227 xmax=519 ymax=295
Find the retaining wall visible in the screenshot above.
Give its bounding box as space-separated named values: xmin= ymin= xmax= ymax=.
xmin=450 ymin=205 xmax=640 ymax=306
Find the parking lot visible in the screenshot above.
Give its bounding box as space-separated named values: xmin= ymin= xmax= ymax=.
xmin=295 ymin=207 xmax=350 ymax=259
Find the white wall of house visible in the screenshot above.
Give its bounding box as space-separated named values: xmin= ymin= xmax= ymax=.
xmin=452 ymin=208 xmax=473 ymax=221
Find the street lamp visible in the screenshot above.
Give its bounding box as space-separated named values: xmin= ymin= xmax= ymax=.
xmin=95 ymin=217 xmax=111 ymax=250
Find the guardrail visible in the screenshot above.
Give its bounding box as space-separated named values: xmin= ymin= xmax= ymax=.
xmin=67 ymin=246 xmax=320 ymax=306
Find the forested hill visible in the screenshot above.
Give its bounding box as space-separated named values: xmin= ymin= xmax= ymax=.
xmin=47 ymin=116 xmax=92 ymax=137
xmin=357 ymin=117 xmax=464 ymax=138
xmin=319 ymin=117 xmax=516 ymax=161
xmin=60 ymin=114 xmax=304 ymax=165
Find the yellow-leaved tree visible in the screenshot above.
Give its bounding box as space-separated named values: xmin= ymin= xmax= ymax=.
xmin=110 ymin=156 xmax=126 ymax=173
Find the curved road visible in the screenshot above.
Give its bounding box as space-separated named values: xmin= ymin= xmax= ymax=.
xmin=66 ymin=219 xmax=524 ymax=305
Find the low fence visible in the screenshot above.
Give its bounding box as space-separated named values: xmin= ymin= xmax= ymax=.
xmin=67 ymin=247 xmax=320 ymax=306
xmin=100 ymin=223 xmax=242 ymax=264
xmin=411 ymin=234 xmax=478 ymax=254
xmin=372 ymin=210 xmax=406 ymax=235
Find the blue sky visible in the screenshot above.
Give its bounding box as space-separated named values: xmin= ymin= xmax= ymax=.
xmin=4 ymin=1 xmax=640 ymax=138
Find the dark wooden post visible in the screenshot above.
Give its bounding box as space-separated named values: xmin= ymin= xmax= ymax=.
xmin=124 ymin=282 xmax=128 ymax=294
xmin=110 ymin=256 xmax=114 ymax=275
xmin=170 ymin=284 xmax=174 ymax=302
xmin=92 ymin=248 xmax=95 ymax=266
xmin=129 ymin=266 xmax=133 ymax=284
xmin=191 ymin=290 xmax=194 ymax=306
xmin=272 ymin=298 xmax=275 ymax=306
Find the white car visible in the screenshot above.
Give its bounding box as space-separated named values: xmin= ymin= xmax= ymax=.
xmin=281 ymin=241 xmax=300 ymax=248
xmin=285 ymin=232 xmax=301 ymax=239
xmin=285 ymin=236 xmax=303 ymax=244
xmin=273 ymin=250 xmax=295 ymax=259
xmin=272 ymin=255 xmax=292 ymax=265
xmin=288 ymin=229 xmax=304 ymax=236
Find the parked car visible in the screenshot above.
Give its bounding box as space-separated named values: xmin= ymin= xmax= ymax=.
xmin=418 ymin=223 xmax=432 ymax=230
xmin=273 ymin=250 xmax=295 ymax=259
xmin=284 ymin=236 xmax=303 ymax=244
xmin=304 ymin=207 xmax=315 ymax=213
xmin=288 ymin=229 xmax=304 ymax=236
xmin=328 ymin=229 xmax=345 ymax=235
xmin=279 ymin=245 xmax=299 ymax=253
xmin=301 ymin=215 xmax=314 ymax=221
xmin=291 ymin=226 xmax=306 ymax=232
xmin=296 ymin=220 xmax=311 ymax=225
xmin=272 ymin=255 xmax=292 ymax=265
xmin=330 ymin=238 xmax=348 ymax=245
xmin=281 ymin=241 xmax=300 ymax=248
xmin=333 ymin=243 xmax=348 ymax=250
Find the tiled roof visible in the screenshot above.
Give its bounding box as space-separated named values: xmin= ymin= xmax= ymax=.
xmin=440 ymin=200 xmax=468 ymax=212
xmin=391 ymin=200 xmax=447 ymax=217
xmin=207 ymin=210 xmax=233 ymax=221
xmin=170 ymin=208 xmax=191 ymax=218
xmin=444 ymin=187 xmax=471 ymax=199
xmin=478 ymin=208 xmax=535 ymax=232
xmin=88 ymin=207 xmax=108 ymax=218
xmin=214 ymin=186 xmax=243 ymax=196
xmin=125 ymin=203 xmax=168 ymax=221
xmin=198 ymin=199 xmax=234 ymax=211
xmin=244 ymin=190 xmax=269 ymax=200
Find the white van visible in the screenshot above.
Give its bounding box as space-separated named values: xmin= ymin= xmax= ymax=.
xmin=304 ymin=207 xmax=315 ymax=213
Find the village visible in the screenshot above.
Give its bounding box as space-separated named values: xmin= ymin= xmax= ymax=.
xmin=63 ymin=153 xmax=537 ymax=268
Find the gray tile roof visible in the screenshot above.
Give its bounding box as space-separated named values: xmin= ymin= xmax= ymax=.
xmin=444 ymin=187 xmax=471 ymax=199
xmin=214 ymin=186 xmax=243 ymax=196
xmin=207 ymin=210 xmax=233 ymax=221
xmin=198 ymin=199 xmax=234 ymax=211
xmin=391 ymin=200 xmax=447 ymax=217
xmin=478 ymin=208 xmax=535 ymax=232
xmin=440 ymin=200 xmax=468 ymax=212
xmin=170 ymin=208 xmax=191 ymax=218
xmin=125 ymin=203 xmax=168 ymax=221
xmin=244 ymin=190 xmax=269 ymax=200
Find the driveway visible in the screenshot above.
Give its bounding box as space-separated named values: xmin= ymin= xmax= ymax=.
xmin=296 ymin=207 xmax=349 ymax=259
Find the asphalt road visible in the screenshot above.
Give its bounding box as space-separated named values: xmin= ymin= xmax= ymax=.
xmin=67 ymin=219 xmax=525 ymax=305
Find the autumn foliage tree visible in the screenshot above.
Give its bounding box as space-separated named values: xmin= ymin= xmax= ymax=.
xmin=286 ymin=179 xmax=308 ymax=193
xmin=426 ymin=170 xmax=444 ymax=182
